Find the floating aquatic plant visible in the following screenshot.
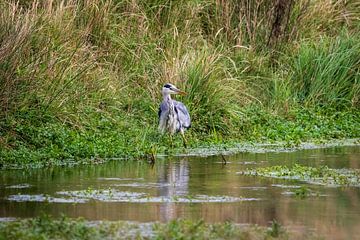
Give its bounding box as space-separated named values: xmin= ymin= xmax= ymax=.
xmin=238 ymin=164 xmax=360 ymax=186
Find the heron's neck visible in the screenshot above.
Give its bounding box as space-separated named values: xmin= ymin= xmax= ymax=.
xmin=162 ymin=92 xmax=172 ymax=102
xmin=162 ymin=93 xmax=175 ymax=111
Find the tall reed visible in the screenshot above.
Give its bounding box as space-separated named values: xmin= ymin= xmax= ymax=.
xmin=0 ymin=0 xmax=358 ymax=134
xmin=0 ymin=0 xmax=120 ymax=121
xmin=290 ymin=33 xmax=360 ymax=107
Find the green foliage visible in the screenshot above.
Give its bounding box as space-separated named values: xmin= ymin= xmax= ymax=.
xmin=239 ymin=106 xmax=360 ymax=144
xmin=289 ymin=33 xmax=360 ymax=107
xmin=293 ymin=186 xmax=311 ymax=199
xmin=0 ymin=0 xmax=117 ymax=117
xmin=1 ymin=104 xmax=359 ymax=168
xmin=0 ymin=215 xmax=99 ymax=240
xmin=0 ymin=1 xmax=359 ymax=167
xmin=152 ymin=219 xmax=288 ymax=240
xmin=267 ymin=219 xmax=283 ymax=238
xmin=182 ymin=50 xmax=241 ymax=134
xmin=0 ymin=216 xmax=297 ymax=240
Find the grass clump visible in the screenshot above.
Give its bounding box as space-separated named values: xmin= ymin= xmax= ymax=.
xmin=267 ymin=219 xmax=284 ymax=238
xmin=289 ymin=33 xmax=360 ymax=107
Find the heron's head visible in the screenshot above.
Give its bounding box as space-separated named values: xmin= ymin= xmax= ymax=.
xmin=162 ymin=83 xmax=186 ymax=95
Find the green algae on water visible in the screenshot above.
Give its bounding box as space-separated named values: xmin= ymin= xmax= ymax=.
xmin=238 ymin=164 xmax=360 ymax=186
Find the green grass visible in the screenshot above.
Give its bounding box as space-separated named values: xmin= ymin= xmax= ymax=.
xmin=0 ymin=1 xmax=359 ymax=168
xmin=239 ymin=107 xmax=360 ymax=144
xmin=0 ymin=106 xmax=359 ymax=169
xmin=289 ymin=33 xmax=360 ymax=107
xmin=0 ymin=215 xmax=320 ymax=240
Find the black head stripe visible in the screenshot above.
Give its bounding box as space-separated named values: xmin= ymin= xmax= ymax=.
xmin=164 ymin=84 xmax=171 ymax=88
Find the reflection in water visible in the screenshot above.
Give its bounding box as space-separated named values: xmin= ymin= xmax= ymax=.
xmin=157 ymin=159 xmax=189 ymax=221
xmin=0 ymin=146 xmax=360 ymax=239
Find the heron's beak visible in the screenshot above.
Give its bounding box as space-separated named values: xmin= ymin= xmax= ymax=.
xmin=175 ymin=89 xmax=187 ymax=95
xmin=176 ymin=90 xmax=187 ymax=95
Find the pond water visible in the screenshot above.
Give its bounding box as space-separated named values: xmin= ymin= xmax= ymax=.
xmin=1 ymin=145 xmax=360 ymax=239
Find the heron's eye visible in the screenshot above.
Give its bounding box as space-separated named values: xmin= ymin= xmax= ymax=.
xmin=164 ymin=84 xmax=171 ymax=88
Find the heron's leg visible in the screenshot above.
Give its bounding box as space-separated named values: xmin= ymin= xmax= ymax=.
xmin=180 ymin=130 xmax=187 ymax=148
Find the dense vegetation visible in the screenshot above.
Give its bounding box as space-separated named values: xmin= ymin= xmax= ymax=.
xmin=0 ymin=0 xmax=359 ymax=168
xmin=0 ymin=216 xmax=315 ymax=239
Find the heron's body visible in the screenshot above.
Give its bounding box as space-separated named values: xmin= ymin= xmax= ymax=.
xmin=158 ymin=83 xmax=191 ymax=146
xmin=158 ymin=98 xmax=191 ymax=134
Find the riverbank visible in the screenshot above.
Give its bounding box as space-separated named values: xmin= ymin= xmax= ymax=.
xmin=1 ymin=107 xmax=359 ymax=169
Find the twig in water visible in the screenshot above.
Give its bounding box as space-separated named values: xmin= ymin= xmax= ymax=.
xmin=221 ymin=154 xmax=227 ymax=165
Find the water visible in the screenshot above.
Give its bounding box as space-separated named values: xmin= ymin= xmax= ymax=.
xmin=1 ymin=146 xmax=360 ymax=239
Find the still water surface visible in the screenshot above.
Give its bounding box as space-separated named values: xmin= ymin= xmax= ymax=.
xmin=1 ymin=146 xmax=360 ymax=239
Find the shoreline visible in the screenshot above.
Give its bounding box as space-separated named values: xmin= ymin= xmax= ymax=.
xmin=1 ymin=138 xmax=359 ymax=170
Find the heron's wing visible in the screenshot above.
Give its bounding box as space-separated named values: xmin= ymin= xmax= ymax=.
xmin=158 ymin=101 xmax=169 ymax=133
xmin=174 ymin=100 xmax=191 ymax=129
xmin=158 ymin=101 xmax=168 ymax=121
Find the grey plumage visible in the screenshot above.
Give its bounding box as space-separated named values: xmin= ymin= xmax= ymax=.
xmin=158 ymin=83 xmax=191 ymax=146
xmin=158 ymin=100 xmax=190 ymax=133
xmin=173 ymin=100 xmax=191 ymax=130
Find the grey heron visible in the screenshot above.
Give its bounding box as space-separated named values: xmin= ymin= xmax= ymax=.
xmin=158 ymin=83 xmax=191 ymax=147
